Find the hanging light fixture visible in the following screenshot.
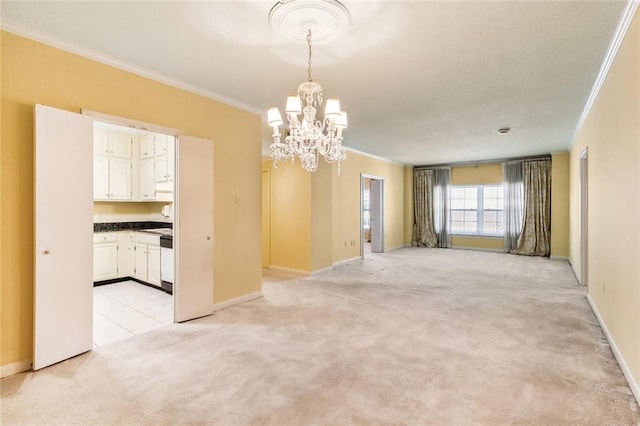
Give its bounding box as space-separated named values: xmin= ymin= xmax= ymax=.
xmin=267 ymin=1 xmax=349 ymax=173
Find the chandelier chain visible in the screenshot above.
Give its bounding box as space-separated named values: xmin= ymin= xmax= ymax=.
xmin=307 ymin=29 xmax=313 ymax=82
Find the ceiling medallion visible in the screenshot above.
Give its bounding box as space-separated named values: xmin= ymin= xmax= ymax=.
xmin=267 ymin=0 xmax=350 ymax=174
xmin=268 ymin=0 xmax=351 ymax=43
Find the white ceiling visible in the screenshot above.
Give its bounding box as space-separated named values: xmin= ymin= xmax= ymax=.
xmin=1 ymin=1 xmax=626 ymax=165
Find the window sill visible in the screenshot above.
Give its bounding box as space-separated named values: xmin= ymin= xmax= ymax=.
xmin=450 ymin=234 xmax=504 ymax=239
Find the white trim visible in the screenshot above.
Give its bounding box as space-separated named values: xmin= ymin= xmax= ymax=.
xmin=333 ymin=256 xmax=362 ymax=267
xmin=82 ymin=109 xmax=182 ymax=136
xmin=550 ymin=255 xmax=570 ymax=261
xmin=212 ymin=291 xmax=263 ymax=312
xmin=1 ymin=23 xmax=263 ymax=116
xmin=385 ymin=245 xmax=405 ymax=252
xmin=450 ymin=245 xmax=503 ymax=253
xmin=1 ymin=360 xmax=32 ymax=378
xmin=268 ymin=266 xmax=311 ymax=276
xmin=587 ymin=294 xmax=640 ymax=404
xmin=311 ymin=266 xmax=333 ymax=275
xmin=346 ymin=147 xmax=405 ymax=167
xmin=570 ymin=1 xmax=639 ymax=147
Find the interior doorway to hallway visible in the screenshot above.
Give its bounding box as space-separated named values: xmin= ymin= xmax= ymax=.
xmin=361 ymin=174 xmax=384 ymax=258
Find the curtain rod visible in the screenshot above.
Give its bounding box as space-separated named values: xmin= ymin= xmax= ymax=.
xmin=414 ymin=153 xmax=552 ymax=170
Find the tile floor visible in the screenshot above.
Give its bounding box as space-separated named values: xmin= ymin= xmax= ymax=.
xmin=93 ymin=281 xmax=173 ymax=347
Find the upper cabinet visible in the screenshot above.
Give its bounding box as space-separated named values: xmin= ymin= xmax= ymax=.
xmin=93 ymin=130 xmax=132 ymax=201
xmin=93 ymin=126 xmax=174 ymax=202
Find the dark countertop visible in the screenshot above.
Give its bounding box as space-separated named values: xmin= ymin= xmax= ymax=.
xmin=94 ymin=221 xmax=172 ymax=233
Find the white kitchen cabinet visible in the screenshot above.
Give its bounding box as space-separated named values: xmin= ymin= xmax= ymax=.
xmin=134 ymin=242 xmax=148 ymax=281
xmin=108 ymin=132 xmax=132 ymax=158
xmin=147 ymin=245 xmax=161 ymax=286
xmin=117 ymin=232 xmax=135 ymax=278
xmin=93 ymin=155 xmax=110 ymax=200
xmin=140 ymin=158 xmax=156 ymax=200
xmin=93 ymin=233 xmax=118 ymax=281
xmin=93 ymin=129 xmax=109 ymax=155
xmin=134 ymin=233 xmax=161 ymax=287
xmin=109 ymin=157 xmax=132 ymax=200
xmin=153 ymin=137 xmax=175 ymax=183
xmin=140 ymin=134 xmax=155 ymax=159
xmin=93 ymin=129 xmax=132 ymax=201
xmin=154 ymin=134 xmax=169 ymax=156
xmin=154 ymin=155 xmax=169 ymax=183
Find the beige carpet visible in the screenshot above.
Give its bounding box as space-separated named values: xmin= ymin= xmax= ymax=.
xmin=2 ymin=248 xmax=639 ymax=425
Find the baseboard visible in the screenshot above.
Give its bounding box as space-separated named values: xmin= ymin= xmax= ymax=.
xmin=268 ymin=266 xmax=311 ymax=276
xmin=587 ymin=294 xmax=640 ymax=404
xmin=332 ymin=256 xmax=362 ymax=267
xmin=212 ymin=291 xmax=263 ymax=312
xmin=1 ymin=360 xmax=32 ymax=378
xmin=386 ymin=245 xmax=404 ymax=252
xmin=311 ymin=266 xmax=333 ymax=275
xmin=550 ymin=255 xmax=569 ymax=261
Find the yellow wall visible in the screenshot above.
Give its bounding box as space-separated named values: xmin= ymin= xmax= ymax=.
xmin=550 ymin=152 xmax=570 ymax=258
xmin=266 ymin=160 xmax=312 ymax=271
xmin=332 ymin=151 xmax=406 ymax=263
xmin=1 ymin=32 xmax=262 ymax=368
xmin=569 ymin=10 xmax=640 ymax=389
xmin=451 ymin=163 xmax=502 ymax=185
xmin=450 ymin=236 xmax=504 ymax=251
xmin=264 ymin=151 xmax=405 ymax=272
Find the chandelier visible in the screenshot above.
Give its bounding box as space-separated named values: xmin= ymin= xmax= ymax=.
xmin=267 ymin=28 xmax=347 ymax=173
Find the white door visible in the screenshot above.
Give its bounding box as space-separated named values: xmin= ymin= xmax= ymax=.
xmin=34 ymin=104 xmax=93 ymax=370
xmin=175 ymin=135 xmax=214 ymax=322
xmin=370 ymin=179 xmax=384 ymax=253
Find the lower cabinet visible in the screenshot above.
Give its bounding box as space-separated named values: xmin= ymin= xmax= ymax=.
xmin=94 ymin=231 xmax=160 ymax=288
xmin=93 ymin=233 xmax=118 ymax=281
xmin=147 ymin=245 xmax=161 ymax=286
xmin=133 ymin=234 xmax=161 ymax=287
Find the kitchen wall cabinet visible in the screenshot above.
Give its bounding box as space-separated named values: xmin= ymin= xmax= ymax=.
xmin=140 ymin=134 xmax=154 ymax=159
xmin=140 ymin=158 xmax=156 ymax=200
xmin=94 ymin=130 xmax=132 ymax=158
xmin=93 ymin=129 xmax=132 ymax=201
xmin=93 ymin=233 xmax=118 ymax=281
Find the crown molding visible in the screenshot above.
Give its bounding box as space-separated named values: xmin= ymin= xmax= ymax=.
xmin=570 ymin=0 xmax=639 ymax=148
xmin=1 ymin=22 xmax=264 ymax=116
xmin=345 ymin=146 xmax=406 ymax=167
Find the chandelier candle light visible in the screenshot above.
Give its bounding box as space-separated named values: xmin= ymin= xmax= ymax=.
xmin=267 ymin=29 xmax=347 ymax=173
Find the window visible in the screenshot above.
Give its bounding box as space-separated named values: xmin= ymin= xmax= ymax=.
xmin=450 ymin=185 xmax=504 ymax=236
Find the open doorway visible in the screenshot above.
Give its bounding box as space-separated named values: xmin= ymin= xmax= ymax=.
xmin=92 ymin=121 xmax=176 ymax=347
xmin=361 ymin=174 xmax=384 ymax=258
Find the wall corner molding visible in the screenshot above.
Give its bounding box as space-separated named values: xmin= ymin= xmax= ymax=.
xmin=587 ymin=294 xmax=640 ymax=404
xmin=570 ymin=0 xmax=639 ymax=147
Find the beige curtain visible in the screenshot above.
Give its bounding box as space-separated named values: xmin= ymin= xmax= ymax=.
xmin=512 ymin=159 xmax=551 ymax=256
xmin=412 ymin=169 xmax=438 ymax=247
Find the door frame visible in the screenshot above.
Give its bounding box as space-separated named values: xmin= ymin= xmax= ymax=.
xmin=360 ymin=173 xmax=385 ymax=258
xmin=580 ymin=147 xmax=588 ymax=287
